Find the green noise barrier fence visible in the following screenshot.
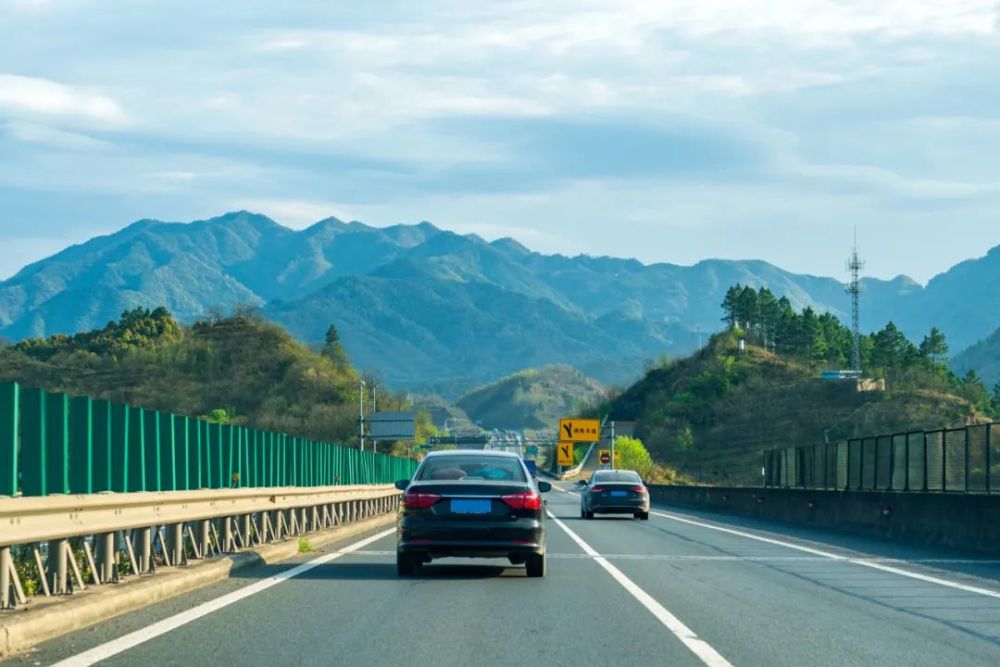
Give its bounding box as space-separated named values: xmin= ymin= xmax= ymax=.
xmin=0 ymin=381 xmax=418 ymax=497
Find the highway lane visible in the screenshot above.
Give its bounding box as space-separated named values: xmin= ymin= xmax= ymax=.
xmin=11 ymin=485 xmax=1000 ymax=667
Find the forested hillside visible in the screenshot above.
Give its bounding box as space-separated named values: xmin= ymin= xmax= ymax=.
xmin=603 ymin=285 xmax=998 ymax=485
xmin=0 ymin=307 xmax=413 ymax=446
xmin=456 ymin=365 xmax=605 ymax=431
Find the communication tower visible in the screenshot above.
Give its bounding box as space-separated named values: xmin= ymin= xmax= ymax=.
xmin=845 ymin=231 xmax=865 ymax=373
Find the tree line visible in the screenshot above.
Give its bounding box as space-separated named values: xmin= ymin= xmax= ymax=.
xmin=721 ymin=284 xmax=999 ymax=417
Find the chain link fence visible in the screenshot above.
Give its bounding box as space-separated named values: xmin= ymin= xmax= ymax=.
xmin=763 ymin=422 xmax=998 ymax=493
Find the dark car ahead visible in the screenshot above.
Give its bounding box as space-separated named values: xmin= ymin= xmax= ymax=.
xmin=395 ymin=450 xmax=551 ymax=577
xmin=580 ymin=469 xmax=650 ymax=520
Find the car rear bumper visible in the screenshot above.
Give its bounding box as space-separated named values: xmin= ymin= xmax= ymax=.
xmin=589 ymin=498 xmax=649 ymax=513
xmin=398 ymin=518 xmax=544 ymax=557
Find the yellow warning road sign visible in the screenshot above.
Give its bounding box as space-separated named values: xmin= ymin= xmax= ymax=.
xmin=559 ymin=418 xmax=600 ymax=442
xmin=557 ymin=442 xmax=575 ymax=466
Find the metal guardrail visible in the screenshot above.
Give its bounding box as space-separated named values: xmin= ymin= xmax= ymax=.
xmin=763 ymin=422 xmax=999 ymax=493
xmin=0 ymin=484 xmax=400 ymax=609
xmin=0 ymin=381 xmax=418 ymax=496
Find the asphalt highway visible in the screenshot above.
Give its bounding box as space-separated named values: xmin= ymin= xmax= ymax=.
xmin=12 ymin=485 xmax=1000 ymax=667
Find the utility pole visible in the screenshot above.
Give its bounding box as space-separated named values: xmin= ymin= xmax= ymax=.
xmin=610 ymin=421 xmax=616 ymax=470
xmin=845 ymin=229 xmax=865 ymax=374
xmin=371 ymin=384 xmax=377 ymax=454
xmin=359 ymin=378 xmax=366 ymax=452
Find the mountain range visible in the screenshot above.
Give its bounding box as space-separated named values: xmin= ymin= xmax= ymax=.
xmin=2 ymin=211 xmax=998 ymax=396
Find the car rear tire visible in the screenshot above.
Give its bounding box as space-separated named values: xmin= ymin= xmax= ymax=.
xmin=526 ymin=553 xmax=546 ymax=578
xmin=584 ymin=510 xmax=594 ymax=520
xmin=639 ymin=512 xmax=650 ymax=521
xmin=397 ymin=552 xmax=418 ymax=576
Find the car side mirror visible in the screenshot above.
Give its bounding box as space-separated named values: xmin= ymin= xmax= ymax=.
xmin=394 ymin=479 xmax=410 ymax=491
xmin=537 ymin=481 xmax=552 ymax=493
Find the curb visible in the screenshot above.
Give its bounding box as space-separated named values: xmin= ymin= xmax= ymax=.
xmin=0 ymin=514 xmax=396 ymax=656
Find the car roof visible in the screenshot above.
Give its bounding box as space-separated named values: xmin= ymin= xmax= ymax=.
xmin=424 ymin=449 xmax=521 ymax=459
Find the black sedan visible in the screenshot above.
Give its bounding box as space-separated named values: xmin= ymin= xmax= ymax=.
xmin=395 ymin=450 xmax=550 ymax=577
xmin=580 ymin=469 xmax=650 ymax=520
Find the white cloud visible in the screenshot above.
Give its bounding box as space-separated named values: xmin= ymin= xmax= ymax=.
xmin=4 ymin=119 xmax=109 ymax=150
xmin=0 ymin=73 xmax=127 ymax=125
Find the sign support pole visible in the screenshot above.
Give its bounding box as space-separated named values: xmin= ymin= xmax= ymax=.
xmin=610 ymin=421 xmax=616 ymax=470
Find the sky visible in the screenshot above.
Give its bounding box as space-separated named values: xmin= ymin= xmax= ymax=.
xmin=2 ymin=0 xmax=1000 ymax=283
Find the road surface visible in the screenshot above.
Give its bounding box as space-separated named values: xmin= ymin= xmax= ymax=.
xmin=13 ymin=484 xmax=1000 ymax=667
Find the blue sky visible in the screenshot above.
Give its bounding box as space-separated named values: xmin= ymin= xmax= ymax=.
xmin=2 ymin=0 xmax=1000 ymax=283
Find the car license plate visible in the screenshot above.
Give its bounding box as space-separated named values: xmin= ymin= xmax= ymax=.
xmin=451 ymin=499 xmax=491 ymax=514
xmin=611 ymin=491 xmax=627 ymax=497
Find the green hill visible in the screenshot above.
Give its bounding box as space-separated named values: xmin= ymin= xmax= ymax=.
xmin=457 ymin=365 xmax=605 ymax=431
xmin=0 ymin=307 xmax=390 ymax=445
xmin=953 ymin=327 xmax=1000 ymax=390
xmin=606 ymin=332 xmax=990 ymax=486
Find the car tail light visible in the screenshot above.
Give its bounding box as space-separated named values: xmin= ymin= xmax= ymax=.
xmin=501 ymin=491 xmax=542 ymax=510
xmin=589 ymin=486 xmax=607 ymax=493
xmin=403 ymin=490 xmax=441 ymax=509
xmin=632 ymin=485 xmax=647 ymax=494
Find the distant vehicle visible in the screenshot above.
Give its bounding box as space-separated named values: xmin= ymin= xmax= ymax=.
xmin=394 ymin=450 xmax=550 ymax=577
xmin=523 ymin=459 xmax=538 ymax=477
xmin=580 ymin=469 xmax=649 ymax=520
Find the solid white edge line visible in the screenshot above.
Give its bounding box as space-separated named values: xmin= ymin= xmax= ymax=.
xmin=52 ymin=527 xmax=397 ymax=667
xmin=547 ymin=510 xmax=733 ymax=667
xmin=649 ymin=509 xmax=1000 ymax=600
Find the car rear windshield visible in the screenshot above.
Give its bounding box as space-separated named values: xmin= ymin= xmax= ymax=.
xmin=415 ymin=455 xmax=527 ymax=482
xmin=592 ymin=471 xmax=641 ymax=483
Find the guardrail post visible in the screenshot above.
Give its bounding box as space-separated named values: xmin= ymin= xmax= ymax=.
xmin=48 ymin=538 xmax=69 ymax=594
xmin=224 ymin=516 xmax=234 ymax=551
xmin=98 ymin=532 xmax=116 ymax=583
xmin=1 ymin=546 xmax=10 ymax=607
xmin=198 ymin=520 xmax=211 ymax=556
xmin=169 ymin=523 xmax=184 ymax=566
xmin=242 ymin=514 xmax=252 ymax=547
xmin=139 ymin=527 xmax=152 ymax=573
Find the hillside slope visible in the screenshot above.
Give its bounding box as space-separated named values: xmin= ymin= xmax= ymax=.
xmin=952 ymin=327 xmax=1000 ymax=389
xmin=457 ymin=365 xmax=606 ymax=431
xmin=608 ymin=333 xmax=980 ymax=485
xmin=0 ymin=308 xmax=375 ymax=443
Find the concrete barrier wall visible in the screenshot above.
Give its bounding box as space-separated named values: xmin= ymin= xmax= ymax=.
xmin=647 ymin=485 xmax=1000 ymax=554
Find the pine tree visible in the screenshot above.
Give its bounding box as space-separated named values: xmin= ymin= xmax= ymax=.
xmin=720 ymin=285 xmax=740 ymax=330
xmin=322 ymin=324 xmax=349 ymax=367
xmin=919 ymin=327 xmax=949 ymax=364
